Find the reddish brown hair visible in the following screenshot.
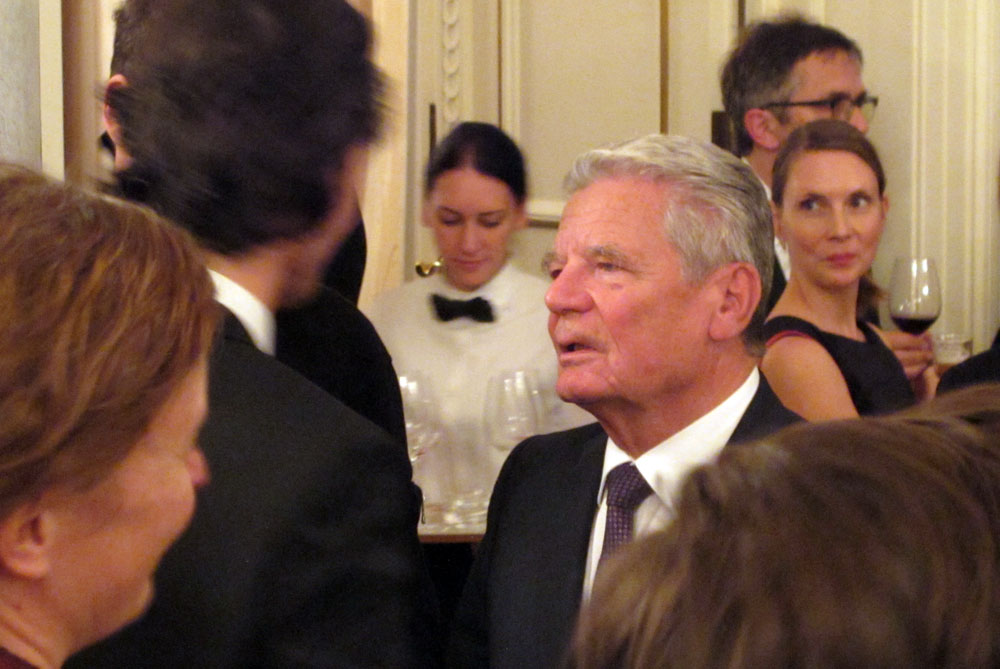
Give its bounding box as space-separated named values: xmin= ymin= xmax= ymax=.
xmin=0 ymin=164 xmax=218 ymax=517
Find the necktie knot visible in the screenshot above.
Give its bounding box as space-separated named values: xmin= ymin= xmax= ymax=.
xmin=431 ymin=294 xmax=494 ymax=322
xmin=605 ymin=462 xmax=653 ymax=510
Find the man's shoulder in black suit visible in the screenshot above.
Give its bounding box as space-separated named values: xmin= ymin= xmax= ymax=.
xmin=939 ymin=347 xmax=1000 ymax=393
xmin=276 ymin=286 xmax=406 ymax=445
xmin=69 ymin=316 xmax=439 ymax=668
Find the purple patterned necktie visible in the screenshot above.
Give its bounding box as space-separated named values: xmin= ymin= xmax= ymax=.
xmin=599 ymin=462 xmax=654 ymax=567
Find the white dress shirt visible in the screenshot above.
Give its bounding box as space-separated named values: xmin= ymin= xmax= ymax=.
xmin=744 ymin=158 xmax=790 ymax=280
xmin=210 ymin=269 xmax=276 ymax=355
xmin=582 ymin=368 xmax=761 ymax=598
xmin=366 ymin=262 xmax=592 ymax=506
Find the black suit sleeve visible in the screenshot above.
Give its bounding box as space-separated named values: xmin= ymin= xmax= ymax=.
xmin=240 ymin=422 xmax=436 ymax=668
xmin=277 ymin=288 xmax=407 ymax=446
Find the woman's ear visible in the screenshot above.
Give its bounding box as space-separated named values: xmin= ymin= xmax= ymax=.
xmin=0 ymin=503 xmax=53 ymax=580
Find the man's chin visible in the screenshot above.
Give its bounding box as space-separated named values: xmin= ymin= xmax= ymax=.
xmin=556 ymin=381 xmax=602 ymax=408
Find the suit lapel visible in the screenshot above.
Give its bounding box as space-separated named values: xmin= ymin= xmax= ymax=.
xmin=553 ymin=427 xmax=606 ymax=607
xmin=520 ymin=426 xmax=606 ymax=663
xmin=219 ymin=306 xmax=257 ymax=348
xmin=729 ymin=375 xmax=800 ymax=445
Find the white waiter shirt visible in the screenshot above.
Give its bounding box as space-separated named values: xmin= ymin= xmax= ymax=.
xmin=366 ymin=262 xmax=592 ymax=506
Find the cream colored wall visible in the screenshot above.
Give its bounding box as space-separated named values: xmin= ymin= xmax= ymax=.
xmin=62 ymin=0 xmax=108 ymax=185
xmin=370 ymin=0 xmax=1000 ymax=349
xmin=56 ymin=1 xmax=1000 ymax=350
xmin=363 ymin=0 xmax=666 ymax=311
xmin=358 ymin=0 xmax=411 ymax=307
xmin=40 ymin=0 xmax=64 ymax=178
xmin=0 ymin=0 xmax=63 ymax=178
xmin=504 ymin=1 xmax=662 ymax=221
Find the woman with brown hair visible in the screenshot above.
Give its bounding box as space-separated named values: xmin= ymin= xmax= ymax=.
xmin=0 ymin=165 xmax=218 ymax=668
xmin=567 ymin=386 xmax=1000 ymax=668
xmin=761 ymin=119 xmax=916 ymax=418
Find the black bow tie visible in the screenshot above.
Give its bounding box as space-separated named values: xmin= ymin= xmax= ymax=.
xmin=431 ymin=294 xmax=494 ymax=323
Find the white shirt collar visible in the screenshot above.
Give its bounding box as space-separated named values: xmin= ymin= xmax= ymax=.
xmin=210 ymin=269 xmax=276 ymax=355
xmin=598 ymin=367 xmax=761 ymax=507
xmin=743 ymin=157 xmax=789 ymax=280
xmin=743 ymin=156 xmax=773 ymax=201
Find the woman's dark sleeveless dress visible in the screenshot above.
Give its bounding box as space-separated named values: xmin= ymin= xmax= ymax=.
xmin=762 ymin=315 xmax=914 ymax=415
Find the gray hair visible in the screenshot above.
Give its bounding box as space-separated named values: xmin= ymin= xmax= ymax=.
xmin=564 ymin=134 xmax=774 ymax=351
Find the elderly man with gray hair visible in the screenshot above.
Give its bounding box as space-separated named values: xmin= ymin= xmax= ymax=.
xmin=447 ymin=134 xmax=800 ymax=669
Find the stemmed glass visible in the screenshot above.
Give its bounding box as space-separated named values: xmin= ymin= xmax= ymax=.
xmin=888 ymin=257 xmax=941 ymax=335
xmin=398 ymin=373 xmax=442 ymax=464
xmin=483 ymin=370 xmax=544 ymax=453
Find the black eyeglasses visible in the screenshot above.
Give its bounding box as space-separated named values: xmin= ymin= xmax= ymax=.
xmin=763 ymin=93 xmax=878 ymax=123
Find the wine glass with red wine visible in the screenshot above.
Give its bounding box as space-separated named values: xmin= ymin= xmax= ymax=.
xmin=888 ymin=257 xmax=941 ymax=335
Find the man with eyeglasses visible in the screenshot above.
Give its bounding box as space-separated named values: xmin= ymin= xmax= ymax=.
xmin=721 ymin=14 xmax=933 ymax=380
xmin=722 ymin=14 xmax=873 ymax=199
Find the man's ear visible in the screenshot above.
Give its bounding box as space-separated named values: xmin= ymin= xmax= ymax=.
xmin=707 ymin=262 xmax=761 ymax=343
xmin=743 ymin=108 xmax=783 ymax=152
xmin=103 ymin=74 xmax=130 ymax=170
xmin=0 ymin=503 xmax=53 ymax=580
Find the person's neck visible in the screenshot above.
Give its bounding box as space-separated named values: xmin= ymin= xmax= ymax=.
xmin=0 ymin=592 xmax=64 ymax=669
xmin=587 ymin=354 xmax=758 ymax=459
xmin=772 ymin=276 xmax=862 ymax=339
xmin=745 ymin=147 xmax=776 ymax=190
xmin=205 ymin=249 xmax=287 ymax=313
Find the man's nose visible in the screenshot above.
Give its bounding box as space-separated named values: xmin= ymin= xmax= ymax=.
xmin=545 ymin=263 xmax=591 ymax=314
xmin=848 ymin=105 xmax=869 ymax=134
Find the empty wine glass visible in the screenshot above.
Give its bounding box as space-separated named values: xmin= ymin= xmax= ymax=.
xmin=398 ymin=372 xmax=442 ymax=463
xmin=483 ymin=370 xmax=544 ymax=453
xmin=888 ymin=257 xmax=941 ymax=335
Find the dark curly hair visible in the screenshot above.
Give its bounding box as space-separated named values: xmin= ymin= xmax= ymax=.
xmin=108 ymin=0 xmax=383 ymax=254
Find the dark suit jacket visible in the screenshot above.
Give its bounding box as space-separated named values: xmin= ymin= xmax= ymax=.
xmin=277 ymin=287 xmax=406 ymax=445
xmin=69 ymin=313 xmax=437 ymax=668
xmin=447 ymin=378 xmax=799 ymax=669
xmin=938 ymin=346 xmax=1000 ymax=393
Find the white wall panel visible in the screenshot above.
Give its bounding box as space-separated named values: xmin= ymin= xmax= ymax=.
xmin=0 ymin=1 xmax=43 ymax=170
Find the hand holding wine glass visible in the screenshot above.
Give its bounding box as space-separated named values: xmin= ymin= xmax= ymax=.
xmin=888 ymin=257 xmax=941 ymax=335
